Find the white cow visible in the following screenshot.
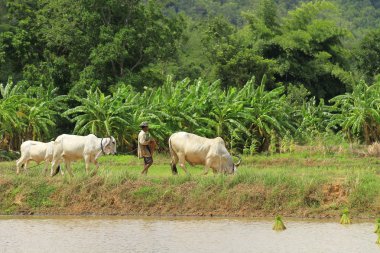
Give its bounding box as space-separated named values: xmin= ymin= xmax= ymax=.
xmin=50 ymin=134 xmax=116 ymax=177
xmin=16 ymin=141 xmax=55 ymax=175
xmin=169 ymin=132 xmax=241 ymax=175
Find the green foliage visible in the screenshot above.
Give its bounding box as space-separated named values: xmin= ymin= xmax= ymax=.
xmin=203 ymin=15 xmax=277 ymax=87
xmin=0 ymin=150 xmax=19 ymax=161
xmin=374 ymin=218 xmax=380 ymax=233
xmin=26 ymin=182 xmax=55 ymax=208
xmin=294 ymin=97 xmax=331 ymax=143
xmin=201 ymin=0 xmax=351 ymax=99
xmin=340 ymin=208 xmax=351 ymax=224
xmin=348 ymin=173 xmax=380 ymax=211
xmin=356 ymin=28 xmax=380 ymax=82
xmin=0 ymin=79 xmax=63 ymax=149
xmin=64 ymin=88 xmax=129 ymax=142
xmin=269 ymin=1 xmax=350 ymax=100
xmin=273 ymin=215 xmax=286 ymax=231
xmin=329 ymin=79 xmax=380 ymax=144
xmin=66 ymin=76 xmax=293 ymax=152
xmin=2 ymin=0 xmax=380 ymax=150
xmin=0 ymin=0 xmax=184 ymax=91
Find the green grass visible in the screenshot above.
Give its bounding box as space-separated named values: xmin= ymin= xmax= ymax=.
xmin=0 ymin=149 xmax=380 ymax=217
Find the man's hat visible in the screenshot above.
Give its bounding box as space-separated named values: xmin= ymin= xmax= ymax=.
xmin=140 ymin=122 xmax=149 ymax=127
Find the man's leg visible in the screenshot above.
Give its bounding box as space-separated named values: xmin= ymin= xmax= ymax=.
xmin=141 ymin=157 xmax=153 ymax=175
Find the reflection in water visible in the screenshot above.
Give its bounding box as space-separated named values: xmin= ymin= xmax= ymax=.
xmin=0 ymin=216 xmax=379 ymax=253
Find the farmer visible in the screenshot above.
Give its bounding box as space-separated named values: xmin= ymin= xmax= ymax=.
xmin=138 ymin=122 xmax=155 ymax=175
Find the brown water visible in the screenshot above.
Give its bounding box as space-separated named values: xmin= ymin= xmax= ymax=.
xmin=0 ymin=216 xmax=379 ymax=253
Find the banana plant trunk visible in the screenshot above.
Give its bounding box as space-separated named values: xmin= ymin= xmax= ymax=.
xmin=363 ymin=123 xmax=371 ymax=145
xmin=261 ymin=135 xmax=271 ymax=152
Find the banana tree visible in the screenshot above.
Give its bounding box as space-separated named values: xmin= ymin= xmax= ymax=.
xmin=329 ymin=79 xmax=380 ymax=144
xmin=238 ymin=76 xmax=295 ymax=151
xmin=64 ymin=88 xmax=129 ymax=144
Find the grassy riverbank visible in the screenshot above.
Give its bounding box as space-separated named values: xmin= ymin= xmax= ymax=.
xmin=1 ymin=148 xmax=380 ymax=218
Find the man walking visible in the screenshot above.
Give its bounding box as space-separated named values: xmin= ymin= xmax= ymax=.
xmin=138 ymin=122 xmax=155 ymax=175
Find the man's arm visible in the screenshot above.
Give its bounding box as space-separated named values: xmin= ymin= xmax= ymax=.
xmin=139 ymin=133 xmax=151 ymax=145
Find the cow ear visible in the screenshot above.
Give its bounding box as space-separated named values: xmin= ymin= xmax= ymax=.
xmin=222 ymin=154 xmax=229 ymax=160
xmin=104 ymin=138 xmax=111 ymax=147
xmin=218 ymin=155 xmax=229 ymax=162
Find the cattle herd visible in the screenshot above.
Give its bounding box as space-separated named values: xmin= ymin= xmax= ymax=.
xmin=16 ymin=132 xmax=241 ymax=176
xmin=16 ymin=134 xmax=116 ymax=176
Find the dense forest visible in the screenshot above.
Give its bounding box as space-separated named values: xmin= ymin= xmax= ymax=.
xmin=1 ymin=0 xmax=380 ymax=154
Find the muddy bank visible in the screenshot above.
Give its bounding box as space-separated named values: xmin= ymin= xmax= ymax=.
xmin=0 ymin=174 xmax=378 ymax=219
xmin=1 ymin=151 xmax=380 ymax=219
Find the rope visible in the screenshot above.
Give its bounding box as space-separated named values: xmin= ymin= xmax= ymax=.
xmin=116 ymin=148 xmax=138 ymax=155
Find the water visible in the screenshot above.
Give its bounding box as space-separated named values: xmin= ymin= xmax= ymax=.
xmin=0 ymin=216 xmax=379 ymax=253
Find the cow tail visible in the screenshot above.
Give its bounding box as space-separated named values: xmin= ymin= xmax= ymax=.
xmin=168 ymin=137 xmax=178 ymax=175
xmin=52 ymin=164 xmax=60 ymax=177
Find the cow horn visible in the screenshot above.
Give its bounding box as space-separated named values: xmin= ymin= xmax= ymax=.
xmin=234 ymin=155 xmax=242 ymax=167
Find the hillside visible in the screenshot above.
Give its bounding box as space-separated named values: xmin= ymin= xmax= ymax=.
xmin=165 ymin=0 xmax=380 ymax=32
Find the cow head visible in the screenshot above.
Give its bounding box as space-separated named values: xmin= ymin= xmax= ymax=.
xmin=221 ymin=154 xmax=242 ymax=174
xmin=232 ymin=155 xmax=242 ymax=173
xmin=103 ymin=136 xmax=117 ymax=155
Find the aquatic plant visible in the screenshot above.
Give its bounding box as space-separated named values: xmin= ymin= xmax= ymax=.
xmin=340 ymin=208 xmax=351 ymax=224
xmin=273 ymin=215 xmax=286 ymax=231
xmin=375 ymin=218 xmax=380 ymax=233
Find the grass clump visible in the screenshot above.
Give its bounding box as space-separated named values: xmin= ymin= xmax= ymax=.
xmin=340 ymin=208 xmax=351 ymax=224
xmin=374 ymin=218 xmax=380 ymax=233
xmin=273 ymin=215 xmax=286 ymax=231
xmin=26 ymin=182 xmax=56 ymax=209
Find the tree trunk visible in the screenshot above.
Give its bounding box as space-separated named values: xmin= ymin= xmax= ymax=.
xmin=363 ymin=123 xmax=371 ymax=145
xmin=260 ymin=135 xmax=271 ymax=152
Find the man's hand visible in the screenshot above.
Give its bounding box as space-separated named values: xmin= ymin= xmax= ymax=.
xmin=149 ymin=139 xmax=157 ymax=154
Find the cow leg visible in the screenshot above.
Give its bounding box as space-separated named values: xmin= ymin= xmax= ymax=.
xmin=203 ymin=160 xmax=214 ymax=175
xmin=203 ymin=165 xmax=211 ymax=175
xmin=24 ymin=160 xmax=29 ymax=172
xmin=59 ymin=164 xmax=64 ymax=175
xmin=51 ymin=159 xmax=61 ymax=177
xmin=178 ymin=154 xmax=189 ymax=175
xmin=44 ymin=161 xmax=48 ymax=176
xmin=171 ymin=162 xmax=178 ymax=175
xmin=65 ymin=161 xmax=74 ymax=177
xmin=56 ymin=162 xmax=63 ymax=176
xmin=170 ymin=153 xmax=179 ymax=175
xmin=93 ymin=156 xmax=100 ymax=173
xmin=84 ymin=155 xmax=91 ymax=175
xmin=16 ymin=157 xmax=25 ymax=174
xmin=88 ymin=155 xmax=99 ymax=176
xmin=179 ymin=163 xmax=189 ymax=174
xmin=51 ymin=159 xmax=57 ymax=176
